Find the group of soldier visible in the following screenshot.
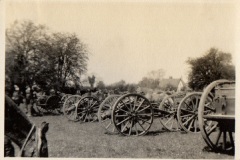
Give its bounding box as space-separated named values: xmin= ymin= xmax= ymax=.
xmin=10 ymin=83 xmax=56 ymax=117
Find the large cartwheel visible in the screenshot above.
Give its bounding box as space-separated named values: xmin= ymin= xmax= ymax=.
xmin=59 ymin=94 xmax=72 ymax=113
xmin=75 ymin=96 xmax=100 ymax=123
xmin=111 ymin=93 xmax=154 ymax=136
xmin=198 ymin=79 xmax=235 ymax=153
xmin=63 ymin=95 xmax=82 ymax=121
xmin=97 ymin=94 xmax=120 ymax=134
xmin=158 ymin=92 xmax=186 ymax=131
xmin=177 ymin=92 xmax=202 ymax=133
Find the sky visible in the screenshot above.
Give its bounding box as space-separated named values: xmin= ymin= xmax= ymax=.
xmin=4 ymin=0 xmax=238 ymax=85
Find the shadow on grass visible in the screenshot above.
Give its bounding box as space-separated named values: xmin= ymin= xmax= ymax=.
xmin=144 ymin=130 xmax=167 ymax=136
xmin=103 ymin=129 xmax=182 ymax=137
xmin=202 ymin=146 xmax=234 ymax=156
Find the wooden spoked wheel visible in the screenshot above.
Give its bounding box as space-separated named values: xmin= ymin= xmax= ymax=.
xmin=60 ymin=94 xmax=72 ymax=104
xmin=177 ymin=92 xmax=202 ymax=133
xmin=158 ymin=95 xmax=180 ymax=131
xmin=198 ymin=80 xmax=235 ymax=153
xmin=76 ymin=96 xmax=100 ymax=123
xmin=59 ymin=94 xmax=72 ymax=112
xmin=112 ymin=93 xmax=153 ymax=136
xmin=98 ymin=95 xmax=120 ymax=134
xmin=46 ymin=95 xmax=61 ymax=114
xmin=63 ymin=95 xmax=82 ymax=121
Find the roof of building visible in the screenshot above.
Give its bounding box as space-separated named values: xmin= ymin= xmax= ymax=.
xmin=159 ymin=77 xmax=184 ymax=89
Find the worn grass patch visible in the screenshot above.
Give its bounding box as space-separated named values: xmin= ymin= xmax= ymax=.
xmin=30 ymin=115 xmax=234 ymax=159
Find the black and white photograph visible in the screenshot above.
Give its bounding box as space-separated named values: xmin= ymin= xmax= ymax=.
xmin=1 ymin=0 xmax=239 ymax=159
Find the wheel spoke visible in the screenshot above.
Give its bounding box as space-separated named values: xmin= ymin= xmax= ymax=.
xmin=207 ymin=124 xmax=217 ymax=136
xmin=164 ymin=115 xmax=174 ymax=125
xmin=180 ymin=108 xmax=194 ymax=114
xmin=101 ymin=118 xmax=110 ymax=123
xmin=87 ymin=99 xmax=90 ymax=108
xmin=120 ymin=100 xmax=130 ymax=111
xmin=180 ymin=113 xmax=193 ymax=118
xmin=190 ymin=98 xmax=195 ymax=110
xmin=223 ymin=131 xmax=227 ymax=150
xmin=137 ymin=113 xmax=152 ymax=117
xmin=135 ymin=122 xmax=139 ymax=136
xmin=187 ymin=118 xmax=194 ymax=131
xmin=204 ymin=105 xmax=216 ymax=112
xmin=127 ymin=97 xmax=133 ymax=112
xmin=89 ymin=113 xmax=96 ymax=121
xmin=116 ymin=117 xmax=131 ymax=126
xmin=137 ymin=121 xmax=147 ymax=132
xmin=214 ymin=131 xmax=222 ymax=146
xmin=115 ymin=114 xmax=128 ymax=117
xmin=115 ymin=107 xmax=129 ymax=114
xmin=184 ymin=102 xmax=192 ymax=111
xmin=138 ymin=105 xmax=151 ymax=113
xmin=132 ymin=96 xmax=137 ymax=111
xmin=194 ymin=119 xmax=197 ymax=132
xmin=83 ymin=114 xmax=88 ymax=122
xmin=194 ymin=97 xmax=199 ymax=111
xmin=135 ymin=99 xmax=145 ymax=111
xmin=128 ymin=119 xmax=133 ymax=136
xmin=105 ymin=121 xmax=112 ymax=129
xmin=182 ymin=115 xmax=195 ymax=126
xmin=121 ymin=121 xmax=130 ymax=132
xmin=169 ymin=119 xmax=174 ymax=129
xmin=89 ymin=101 xmax=98 ymax=109
xmin=138 ymin=117 xmax=151 ymax=124
xmin=78 ymin=113 xmax=85 ymax=120
xmin=229 ymin=131 xmax=234 ymax=149
xmin=112 ymin=126 xmax=115 ymax=133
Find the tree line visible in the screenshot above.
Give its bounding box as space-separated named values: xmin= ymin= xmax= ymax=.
xmin=5 ymin=20 xmax=235 ymax=95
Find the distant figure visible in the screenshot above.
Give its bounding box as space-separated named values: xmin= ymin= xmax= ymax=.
xmin=12 ymin=85 xmax=21 ymax=106
xmin=25 ymin=85 xmax=42 ymax=116
xmin=25 ymin=86 xmax=33 ymax=116
xmin=49 ymin=89 xmax=56 ymax=96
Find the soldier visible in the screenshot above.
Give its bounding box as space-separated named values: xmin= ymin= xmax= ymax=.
xmin=25 ymin=86 xmax=33 ymax=116
xmin=49 ymin=89 xmax=56 ymax=96
xmin=25 ymin=85 xmax=42 ymax=116
xmin=11 ymin=85 xmax=21 ymax=106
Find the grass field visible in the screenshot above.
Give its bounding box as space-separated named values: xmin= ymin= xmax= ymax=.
xmin=29 ymin=115 xmax=234 ymax=159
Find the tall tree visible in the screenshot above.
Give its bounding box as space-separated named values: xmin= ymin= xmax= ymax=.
xmin=6 ymin=20 xmax=48 ymax=90
xmin=6 ymin=20 xmax=89 ymax=92
xmin=46 ymin=32 xmax=88 ymax=90
xmin=96 ymin=81 xmax=105 ymax=90
xmin=147 ymin=69 xmax=165 ymax=80
xmin=187 ymin=48 xmax=235 ymax=90
xmin=138 ymin=69 xmax=165 ymax=89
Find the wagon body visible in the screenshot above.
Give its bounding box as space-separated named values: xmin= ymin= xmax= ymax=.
xmin=198 ymin=79 xmax=235 ymax=153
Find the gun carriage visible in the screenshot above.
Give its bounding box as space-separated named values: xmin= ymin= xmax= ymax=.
xmin=198 ymin=79 xmax=235 ymax=153
xmin=36 ymin=95 xmax=61 ymax=114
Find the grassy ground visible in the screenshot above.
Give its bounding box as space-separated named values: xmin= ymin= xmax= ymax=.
xmin=29 ymin=115 xmax=234 ymax=159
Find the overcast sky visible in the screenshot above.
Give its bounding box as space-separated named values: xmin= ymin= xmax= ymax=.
xmin=5 ymin=0 xmax=238 ymax=85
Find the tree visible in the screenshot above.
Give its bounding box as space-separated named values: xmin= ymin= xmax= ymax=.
xmin=138 ymin=69 xmax=165 ymax=90
xmin=46 ymin=32 xmax=88 ymax=90
xmin=6 ymin=20 xmax=89 ymax=92
xmin=138 ymin=77 xmax=159 ymax=89
xmin=127 ymin=84 xmax=137 ymax=93
xmin=187 ymin=48 xmax=235 ymax=90
xmin=96 ymin=81 xmax=105 ymax=90
xmin=147 ymin=69 xmax=165 ymax=80
xmin=6 ymin=20 xmax=48 ymax=91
